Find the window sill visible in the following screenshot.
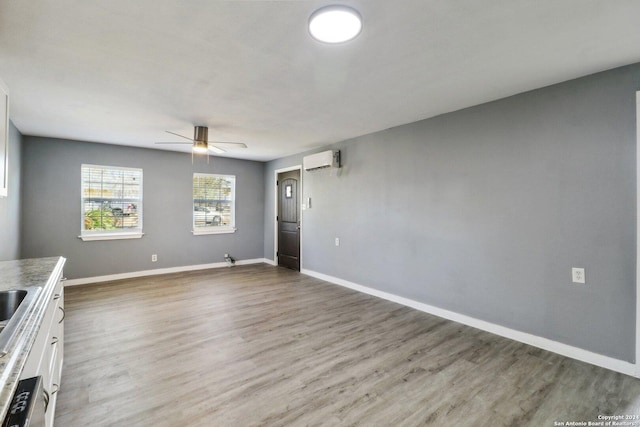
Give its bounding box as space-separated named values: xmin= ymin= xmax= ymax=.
xmin=192 ymin=228 xmax=236 ymax=236
xmin=79 ymin=232 xmax=144 ymax=241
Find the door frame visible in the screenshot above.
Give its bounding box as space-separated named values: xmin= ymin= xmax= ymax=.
xmin=274 ymin=165 xmax=303 ymax=269
xmin=635 ymin=91 xmax=640 ymax=376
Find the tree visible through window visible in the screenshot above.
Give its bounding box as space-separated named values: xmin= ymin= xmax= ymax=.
xmin=193 ymin=173 xmax=235 ymax=234
xmin=81 ymin=165 xmax=143 ymax=239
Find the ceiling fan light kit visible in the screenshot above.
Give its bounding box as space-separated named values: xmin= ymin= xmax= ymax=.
xmin=192 ymin=126 xmax=210 ymax=154
xmin=192 ymin=141 xmax=209 ymax=154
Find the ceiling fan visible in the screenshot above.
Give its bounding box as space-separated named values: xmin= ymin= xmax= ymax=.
xmin=155 ymin=126 xmax=248 ymax=154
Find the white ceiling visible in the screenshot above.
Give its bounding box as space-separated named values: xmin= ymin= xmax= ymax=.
xmin=0 ymin=0 xmax=639 ymax=161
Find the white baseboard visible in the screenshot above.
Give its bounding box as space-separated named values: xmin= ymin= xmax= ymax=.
xmin=263 ymin=258 xmax=277 ymax=266
xmin=64 ymin=258 xmax=268 ymax=286
xmin=301 ymin=268 xmax=639 ymax=378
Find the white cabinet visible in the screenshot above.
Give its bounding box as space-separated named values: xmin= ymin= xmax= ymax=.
xmin=21 ymin=275 xmax=64 ymax=427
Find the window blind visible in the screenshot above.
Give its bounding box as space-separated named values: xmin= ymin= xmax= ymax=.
xmin=81 ymin=165 xmax=143 ymax=235
xmin=193 ymin=173 xmax=235 ymax=233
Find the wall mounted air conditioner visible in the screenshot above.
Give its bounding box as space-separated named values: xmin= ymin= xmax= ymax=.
xmin=303 ymin=150 xmax=341 ymax=171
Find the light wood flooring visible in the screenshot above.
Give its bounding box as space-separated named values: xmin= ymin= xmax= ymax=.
xmin=55 ymin=264 xmax=640 ymax=426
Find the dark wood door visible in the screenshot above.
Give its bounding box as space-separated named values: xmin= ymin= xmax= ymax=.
xmin=277 ymin=170 xmax=300 ymax=271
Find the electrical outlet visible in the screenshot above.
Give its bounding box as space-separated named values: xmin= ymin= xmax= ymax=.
xmin=335 ymin=237 xmax=340 ymax=246
xmin=151 ymin=254 xmax=158 ymax=262
xmin=572 ymin=267 xmax=585 ymax=284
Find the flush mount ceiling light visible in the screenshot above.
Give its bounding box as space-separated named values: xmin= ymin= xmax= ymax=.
xmin=309 ymin=5 xmax=362 ymax=43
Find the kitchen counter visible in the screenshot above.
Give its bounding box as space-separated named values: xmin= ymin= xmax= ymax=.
xmin=0 ymin=257 xmax=66 ymax=421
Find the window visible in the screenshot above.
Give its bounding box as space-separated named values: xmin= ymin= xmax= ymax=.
xmin=80 ymin=164 xmax=143 ymax=241
xmin=193 ymin=173 xmax=235 ymax=234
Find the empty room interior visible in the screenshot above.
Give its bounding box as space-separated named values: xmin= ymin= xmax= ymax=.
xmin=1 ymin=1 xmax=640 ymax=426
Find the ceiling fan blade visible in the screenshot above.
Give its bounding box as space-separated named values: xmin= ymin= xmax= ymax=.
xmin=209 ymin=141 xmax=248 ymax=148
xmin=160 ymin=128 xmax=246 ymax=154
xmin=208 ymin=145 xmax=226 ymax=154
xmin=165 ymin=130 xmax=194 ymax=142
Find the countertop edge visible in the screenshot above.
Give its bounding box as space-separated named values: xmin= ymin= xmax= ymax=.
xmin=0 ymin=257 xmax=66 ymax=421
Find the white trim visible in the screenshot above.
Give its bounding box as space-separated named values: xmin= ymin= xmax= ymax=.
xmin=273 ymin=165 xmax=303 ymax=269
xmin=263 ymin=258 xmax=277 ymax=266
xmin=635 ymin=90 xmax=640 ymax=376
xmin=81 ymin=163 xmax=142 ymax=172
xmin=302 ymin=268 xmax=639 ymax=378
xmin=192 ymin=227 xmax=236 ymax=235
xmin=0 ymin=78 xmax=9 ymax=198
xmin=64 ymin=258 xmax=268 ymax=286
xmin=79 ymin=232 xmax=144 ymax=241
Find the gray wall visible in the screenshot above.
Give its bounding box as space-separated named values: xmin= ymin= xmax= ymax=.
xmin=265 ymin=63 xmax=640 ymax=362
xmin=0 ymin=122 xmax=22 ymax=260
xmin=22 ymin=137 xmax=265 ymax=279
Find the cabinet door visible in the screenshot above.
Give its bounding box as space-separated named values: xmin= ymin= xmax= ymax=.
xmin=46 ymin=285 xmax=64 ymax=427
xmin=51 ymin=287 xmax=64 ymax=386
xmin=21 ymin=294 xmax=56 ymax=379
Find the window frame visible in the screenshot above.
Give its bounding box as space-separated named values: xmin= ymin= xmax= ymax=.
xmin=79 ymin=164 xmax=144 ymax=241
xmin=192 ymin=173 xmax=236 ymax=235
